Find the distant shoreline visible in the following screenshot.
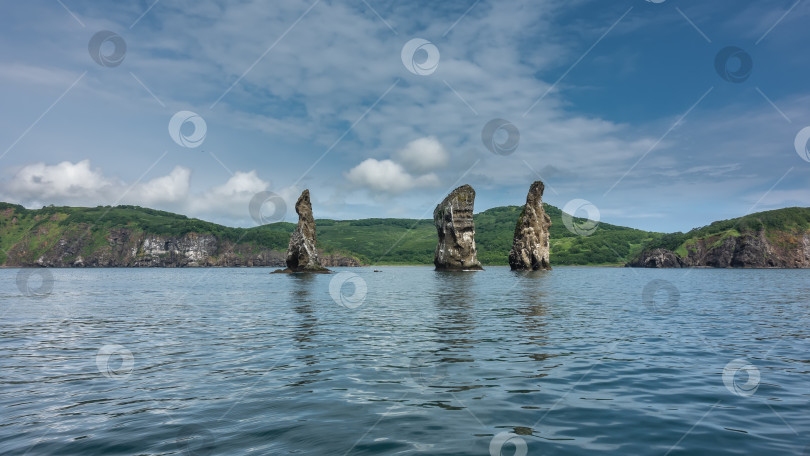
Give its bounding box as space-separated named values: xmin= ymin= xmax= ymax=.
xmin=3 ymin=264 xmax=807 ymax=270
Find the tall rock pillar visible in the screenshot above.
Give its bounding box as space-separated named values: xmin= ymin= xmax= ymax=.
xmin=433 ymin=184 xmax=483 ymax=271
xmin=509 ymin=181 xmax=552 ymax=270
xmin=273 ymin=190 xmax=330 ymax=273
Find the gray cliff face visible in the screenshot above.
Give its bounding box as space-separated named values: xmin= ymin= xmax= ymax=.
xmin=6 ymin=221 xmax=358 ymax=269
xmin=433 ymin=184 xmax=483 ymax=271
xmin=629 ymin=231 xmax=810 ymax=268
xmin=629 ymin=248 xmax=684 ymax=268
xmin=509 ymin=181 xmax=552 ymax=270
xmin=319 ymin=252 xmax=362 ymax=267
xmin=283 ymin=190 xmax=329 ymax=272
xmin=19 ymin=230 xmax=286 ymax=268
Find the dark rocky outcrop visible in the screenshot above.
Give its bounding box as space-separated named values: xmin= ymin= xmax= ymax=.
xmin=433 ymin=184 xmax=483 ymax=271
xmin=627 ymin=248 xmax=684 ymax=268
xmin=273 ymin=190 xmax=330 ymax=273
xmin=509 ymin=181 xmax=552 ymax=270
xmin=628 ymin=230 xmax=810 ymax=268
xmin=319 ymin=251 xmax=362 ymax=267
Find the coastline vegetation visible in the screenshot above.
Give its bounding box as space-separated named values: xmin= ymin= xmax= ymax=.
xmin=2 ymin=202 xmax=808 ymax=267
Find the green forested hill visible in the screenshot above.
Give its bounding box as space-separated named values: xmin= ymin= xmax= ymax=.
xmin=307 ymin=205 xmax=658 ymax=265
xmin=0 ymin=201 xmax=660 ymax=266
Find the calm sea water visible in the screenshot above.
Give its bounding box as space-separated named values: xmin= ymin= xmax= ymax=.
xmin=1 ymin=267 xmax=808 ymax=455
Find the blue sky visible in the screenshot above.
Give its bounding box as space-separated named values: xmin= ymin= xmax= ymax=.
xmin=0 ymin=0 xmax=808 ymax=232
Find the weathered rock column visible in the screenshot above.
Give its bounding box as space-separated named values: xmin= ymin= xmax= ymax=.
xmin=273 ymin=190 xmax=329 ymax=273
xmin=433 ymin=184 xmax=483 ymax=271
xmin=509 ymin=181 xmax=552 ymax=270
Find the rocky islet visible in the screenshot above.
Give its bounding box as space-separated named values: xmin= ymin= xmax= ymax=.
xmin=432 ymin=184 xmax=484 ymax=271
xmin=509 ymin=180 xmax=552 ymax=271
xmin=272 ymin=190 xmax=331 ymax=274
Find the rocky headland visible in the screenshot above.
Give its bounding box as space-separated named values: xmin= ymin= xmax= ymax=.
xmin=0 ymin=203 xmax=358 ymax=268
xmin=628 ymin=228 xmax=810 ymax=268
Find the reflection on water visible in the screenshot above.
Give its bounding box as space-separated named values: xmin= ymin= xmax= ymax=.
xmin=290 ymin=273 xmax=319 ymax=388
xmin=0 ymin=267 xmax=808 ymax=455
xmin=290 ymin=274 xmax=317 ymax=347
xmin=513 ymin=270 xmax=550 ymax=339
xmin=432 ymin=271 xmax=476 ymax=350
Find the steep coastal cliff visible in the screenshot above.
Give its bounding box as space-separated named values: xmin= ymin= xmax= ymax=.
xmin=0 ymin=203 xmax=360 ymax=268
xmin=627 ymin=208 xmax=810 ymax=268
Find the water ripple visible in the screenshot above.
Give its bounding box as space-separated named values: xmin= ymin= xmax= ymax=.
xmin=1 ymin=267 xmax=808 ymax=454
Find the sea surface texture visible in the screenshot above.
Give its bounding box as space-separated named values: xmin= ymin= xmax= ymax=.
xmin=1 ymin=267 xmax=808 ymax=455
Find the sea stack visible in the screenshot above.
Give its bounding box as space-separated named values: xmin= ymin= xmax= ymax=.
xmin=273 ymin=190 xmax=329 ymax=273
xmin=509 ymin=180 xmax=552 ymax=270
xmin=433 ymin=184 xmax=483 ymax=271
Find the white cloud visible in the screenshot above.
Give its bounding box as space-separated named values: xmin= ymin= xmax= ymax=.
xmin=1 ymin=160 xmax=195 ymax=209
xmin=188 ymin=170 xmax=273 ymax=221
xmin=0 ymin=160 xmax=301 ymax=227
xmin=345 ymin=158 xmax=440 ymax=194
xmin=208 ymin=170 xmax=267 ymax=196
xmin=394 ymin=136 xmax=449 ymax=173
xmin=4 ymin=160 xmax=114 ymax=202
xmin=129 ymin=167 xmax=191 ymax=206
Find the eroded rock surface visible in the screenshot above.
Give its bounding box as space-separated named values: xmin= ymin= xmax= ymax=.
xmin=13 ymin=229 xmax=287 ymax=268
xmin=627 ymin=231 xmax=810 ymax=268
xmin=275 ymin=190 xmax=330 ymax=273
xmin=433 ymin=184 xmax=483 ymax=271
xmin=509 ymin=181 xmax=552 ymax=270
xmin=628 ymin=248 xmax=685 ymax=268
